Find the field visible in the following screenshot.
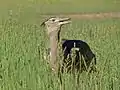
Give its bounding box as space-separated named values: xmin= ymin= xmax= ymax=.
xmin=0 ymin=0 xmax=120 ymax=90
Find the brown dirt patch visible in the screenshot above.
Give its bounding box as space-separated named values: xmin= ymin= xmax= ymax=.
xmin=40 ymin=12 xmax=120 ymax=19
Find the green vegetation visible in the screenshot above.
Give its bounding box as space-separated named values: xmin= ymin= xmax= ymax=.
xmin=0 ymin=0 xmax=120 ymax=90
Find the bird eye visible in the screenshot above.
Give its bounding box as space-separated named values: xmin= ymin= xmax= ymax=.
xmin=52 ymin=19 xmax=55 ymax=22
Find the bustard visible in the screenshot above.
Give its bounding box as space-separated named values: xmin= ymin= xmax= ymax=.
xmin=41 ymin=17 xmax=71 ymax=73
xmin=41 ymin=17 xmax=96 ymax=73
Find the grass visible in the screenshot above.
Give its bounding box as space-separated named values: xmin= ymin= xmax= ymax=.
xmin=0 ymin=0 xmax=120 ymax=90
xmin=0 ymin=0 xmax=120 ymax=21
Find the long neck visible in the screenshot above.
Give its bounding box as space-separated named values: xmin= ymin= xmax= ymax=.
xmin=49 ymin=31 xmax=59 ymax=72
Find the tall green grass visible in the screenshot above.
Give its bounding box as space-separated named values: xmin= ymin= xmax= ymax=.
xmin=0 ymin=15 xmax=120 ymax=90
xmin=0 ymin=0 xmax=120 ymax=90
xmin=0 ymin=0 xmax=120 ymax=20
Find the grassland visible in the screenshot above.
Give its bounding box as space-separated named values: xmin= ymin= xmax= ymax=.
xmin=0 ymin=0 xmax=120 ymax=90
